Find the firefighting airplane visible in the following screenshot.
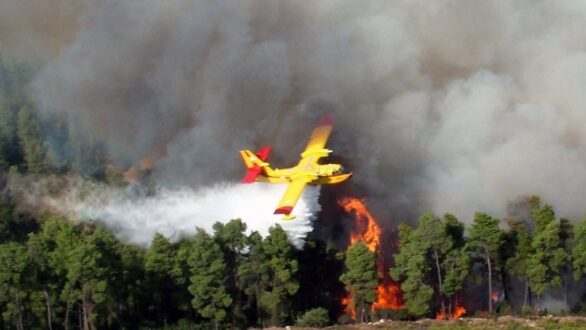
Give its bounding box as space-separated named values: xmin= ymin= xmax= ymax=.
xmin=240 ymin=115 xmax=351 ymax=220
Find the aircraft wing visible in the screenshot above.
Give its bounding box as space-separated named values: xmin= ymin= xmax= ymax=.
xmin=273 ymin=180 xmax=308 ymax=215
xmin=298 ymin=115 xmax=333 ymax=165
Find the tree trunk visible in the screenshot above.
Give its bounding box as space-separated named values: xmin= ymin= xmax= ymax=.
xmin=256 ymin=287 xmax=262 ymax=326
xmin=44 ymin=290 xmax=53 ymax=330
xmin=501 ymin=270 xmax=509 ymax=304
xmin=271 ymin=304 xmax=279 ymax=326
xmin=78 ymin=303 xmax=83 ymax=330
xmin=486 ymin=251 xmax=493 ymax=315
xmin=563 ymin=273 xmax=568 ymax=307
xmin=82 ymin=288 xmax=96 ymax=330
xmin=433 ymin=248 xmax=446 ymax=319
xmin=536 ymin=294 xmax=541 ymax=314
xmin=64 ymin=300 xmax=70 ymax=330
xmin=82 ymin=301 xmax=88 ymax=330
xmin=523 ymin=278 xmax=528 ymax=309
xmin=82 ymin=297 xmax=91 ymax=330
xmin=15 ymin=295 xmax=23 ymax=330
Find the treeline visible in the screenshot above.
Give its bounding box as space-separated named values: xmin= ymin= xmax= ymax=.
xmin=0 ymin=51 xmax=108 ymax=179
xmin=338 ymin=197 xmax=586 ymax=323
xmin=4 ymin=195 xmax=586 ymax=329
xmin=0 ymin=201 xmax=344 ymax=329
xmin=383 ymin=196 xmax=585 ymax=319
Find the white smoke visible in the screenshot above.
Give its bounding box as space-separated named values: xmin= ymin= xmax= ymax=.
xmin=41 ymin=179 xmax=320 ymax=247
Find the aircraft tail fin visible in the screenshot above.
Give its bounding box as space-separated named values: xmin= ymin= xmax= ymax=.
xmin=240 ymin=146 xmax=272 ymax=183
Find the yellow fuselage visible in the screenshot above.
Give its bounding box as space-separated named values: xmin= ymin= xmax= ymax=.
xmin=256 ymin=163 xmax=352 ymax=185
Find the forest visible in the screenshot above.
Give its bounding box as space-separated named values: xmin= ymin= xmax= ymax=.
xmin=2 ymin=52 xmax=586 ymax=330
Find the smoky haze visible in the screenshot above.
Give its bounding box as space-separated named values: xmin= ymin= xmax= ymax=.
xmin=5 ymin=0 xmax=586 ymax=225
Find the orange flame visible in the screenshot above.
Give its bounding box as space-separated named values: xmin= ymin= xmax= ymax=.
xmin=372 ymin=282 xmax=403 ymax=311
xmin=339 ymin=198 xmax=381 ymax=252
xmin=453 ymin=305 xmax=466 ymax=318
xmin=491 ymin=291 xmax=499 ymax=304
xmin=123 ymin=148 xmax=166 ymax=182
xmin=342 ymin=293 xmax=356 ymax=319
xmin=339 ymin=197 xmax=403 ymax=317
xmin=436 ymin=305 xmax=467 ymax=320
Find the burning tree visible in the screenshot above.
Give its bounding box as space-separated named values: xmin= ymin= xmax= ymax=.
xmin=338 ymin=198 xmax=403 ymax=321
xmin=339 ymin=242 xmax=378 ymax=322
xmin=389 ymin=223 xmax=434 ymax=318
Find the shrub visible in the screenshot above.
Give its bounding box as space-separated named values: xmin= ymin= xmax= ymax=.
xmin=519 ymin=306 xmax=533 ymax=317
xmin=296 ymin=307 xmax=330 ymax=327
xmin=372 ymin=308 xmax=411 ymax=321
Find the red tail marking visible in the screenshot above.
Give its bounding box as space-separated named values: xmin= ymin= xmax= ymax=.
xmin=242 ymin=166 xmax=262 ymax=183
xmin=274 ymin=206 xmax=293 ymax=215
xmin=256 ymin=146 xmax=271 ymax=161
xmin=241 ymin=146 xmax=272 ymax=183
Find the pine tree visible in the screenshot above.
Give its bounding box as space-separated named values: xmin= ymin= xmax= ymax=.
xmin=524 ymin=204 xmax=568 ymax=311
xmin=68 ymin=124 xmax=107 ymax=179
xmin=144 ymin=234 xmax=176 ymax=323
xmin=559 ymin=218 xmax=573 ymax=307
xmin=527 ymin=219 xmax=568 ymax=311
xmin=259 ymin=225 xmax=299 ymax=326
xmin=16 ymin=105 xmax=48 ymax=174
xmin=340 ymin=242 xmax=377 ymax=323
xmin=169 ymin=238 xmax=194 ymax=315
xmin=468 ymin=212 xmax=504 ymax=315
xmin=390 ymin=224 xmax=434 ymax=318
xmin=0 ymin=242 xmax=30 ymax=330
xmin=506 ymin=221 xmax=533 ymax=309
xmin=188 ymin=228 xmax=232 ymax=329
xmin=391 ymin=214 xmax=469 ymax=318
xmin=113 ymin=243 xmax=146 ymax=328
xmin=68 ymin=226 xmax=122 ymax=329
xmin=27 ymin=223 xmax=62 ymax=330
xmin=572 ymin=219 xmax=586 ymax=281
xmin=238 ymin=231 xmax=266 ymax=326
xmin=412 ymin=213 xmax=453 ymax=317
xmin=441 ymin=214 xmax=470 ymax=316
xmin=212 ymin=220 xmax=248 ymax=325
xmin=0 ymin=91 xmax=20 ymax=168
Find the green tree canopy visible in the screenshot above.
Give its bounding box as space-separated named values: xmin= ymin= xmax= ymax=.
xmin=506 ymin=221 xmax=533 ymax=308
xmin=527 ymin=219 xmax=568 ymax=309
xmin=16 ymin=105 xmax=48 ymax=174
xmin=468 ymin=212 xmax=504 ymax=315
xmin=259 ymin=225 xmax=299 ymax=326
xmin=340 ymin=241 xmax=377 ymax=322
xmin=144 ymin=233 xmax=176 ymax=323
xmin=573 ymin=219 xmax=586 ymax=280
xmin=188 ymin=228 xmax=232 ymax=329
xmin=0 ymin=241 xmax=31 ymax=330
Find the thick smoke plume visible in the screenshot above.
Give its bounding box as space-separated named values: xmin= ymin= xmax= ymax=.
xmin=3 ymin=1 xmax=586 ymax=236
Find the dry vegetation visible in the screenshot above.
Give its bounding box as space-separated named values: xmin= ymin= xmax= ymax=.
xmin=278 ymin=316 xmax=586 ymax=330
